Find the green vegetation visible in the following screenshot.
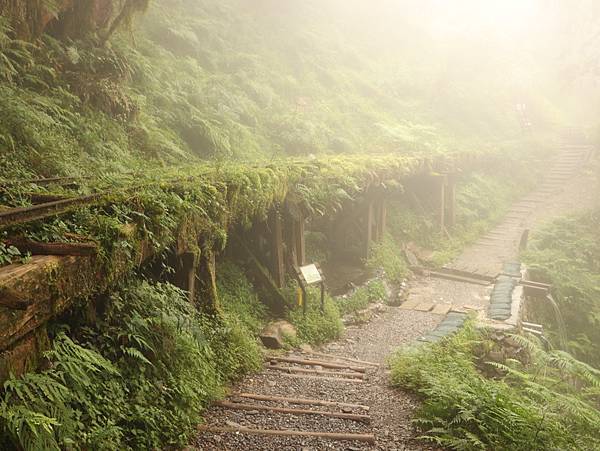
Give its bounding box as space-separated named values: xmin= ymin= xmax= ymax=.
xmin=288 ymin=291 xmax=344 ymax=346
xmin=217 ymin=260 xmax=269 ymax=334
xmin=390 ymin=324 xmax=600 ymax=451
xmin=338 ymin=279 xmax=388 ymax=314
xmin=367 ymin=235 xmax=410 ymax=283
xmin=523 ymin=209 xmax=600 ymax=366
xmin=0 ymin=278 xmax=261 ymax=450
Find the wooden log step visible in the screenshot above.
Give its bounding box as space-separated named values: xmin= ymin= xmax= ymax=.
xmin=304 ymin=351 xmax=379 ymax=368
xmin=236 ymin=393 xmax=370 ymax=410
xmin=266 ymin=365 xmax=364 ymax=379
xmin=197 ymin=425 xmax=376 ymax=443
xmin=269 ymin=356 xmax=367 ymax=373
xmin=215 ymin=401 xmax=371 ymax=423
xmin=271 ymin=372 xmax=365 ymax=383
xmin=424 ymin=270 xmax=491 ymax=286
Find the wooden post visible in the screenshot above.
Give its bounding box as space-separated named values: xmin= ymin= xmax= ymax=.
xmin=365 ymin=200 xmax=374 ymax=258
xmin=376 ymin=199 xmax=386 ymax=241
xmin=437 ymin=175 xmax=446 ymax=232
xmin=196 ymin=249 xmax=219 ymax=313
xmin=445 ymin=175 xmax=456 ymax=229
xmin=294 ymin=218 xmax=306 ymax=266
xmin=270 ymin=210 xmax=285 ymax=288
xmin=174 ymin=251 xmax=198 ymax=303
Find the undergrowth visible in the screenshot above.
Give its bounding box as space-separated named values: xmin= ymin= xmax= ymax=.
xmin=0 ymin=278 xmax=261 ymax=450
xmin=337 ymin=279 xmax=388 ymax=315
xmin=522 ymin=209 xmax=600 ymax=366
xmin=390 ymin=323 xmax=600 ymax=450
xmin=366 ymin=234 xmax=410 ymax=283
xmin=288 ymin=289 xmax=343 ymax=346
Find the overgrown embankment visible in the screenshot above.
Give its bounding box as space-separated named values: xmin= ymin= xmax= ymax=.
xmin=523 ymin=209 xmax=600 ymax=365
xmin=389 ymin=324 xmax=600 ymax=450
xmin=0 ymin=276 xmax=262 ymax=450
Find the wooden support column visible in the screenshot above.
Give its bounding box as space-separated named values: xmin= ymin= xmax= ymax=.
xmin=270 ymin=210 xmax=285 ymax=288
xmin=375 ymin=199 xmax=387 ymax=241
xmin=445 ymin=175 xmax=456 ymax=229
xmin=294 ymin=218 xmax=306 ymax=266
xmin=196 ymin=249 xmax=219 ymax=313
xmin=174 ymin=251 xmax=198 ymax=303
xmin=436 ymin=175 xmax=447 ymax=232
xmin=365 ymin=200 xmax=374 ymax=259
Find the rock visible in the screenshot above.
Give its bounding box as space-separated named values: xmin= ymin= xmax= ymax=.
xmin=299 ymin=343 xmax=313 ymax=353
xmin=246 ymin=410 xmax=259 ymax=415
xmin=267 ymin=380 xmax=277 ymax=387
xmin=487 ymin=350 xmax=505 ymax=363
xmin=225 ymin=420 xmax=242 ymax=429
xmin=260 ymin=320 xmax=297 ymax=349
xmin=341 ymin=406 xmax=353 ymax=413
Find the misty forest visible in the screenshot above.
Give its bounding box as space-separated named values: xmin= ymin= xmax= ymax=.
xmin=0 ymin=1 xmax=599 ymax=450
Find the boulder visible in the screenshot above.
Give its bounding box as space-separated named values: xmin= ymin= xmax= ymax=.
xmin=260 ymin=320 xmax=297 ymax=349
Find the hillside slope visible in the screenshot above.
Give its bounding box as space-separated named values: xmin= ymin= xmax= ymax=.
xmin=0 ymin=0 xmax=559 ymax=181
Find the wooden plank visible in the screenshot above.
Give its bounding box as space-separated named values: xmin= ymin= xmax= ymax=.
xmin=236 ymin=393 xmax=370 ymax=410
xmin=414 ymin=302 xmax=434 ymax=312
xmin=197 ymin=425 xmax=376 ymax=443
xmin=399 ymin=298 xmax=421 ymax=310
xmin=215 ymin=401 xmax=371 ymax=423
xmin=431 ymin=303 xmax=452 ymax=315
xmin=269 ymin=356 xmax=366 ymax=373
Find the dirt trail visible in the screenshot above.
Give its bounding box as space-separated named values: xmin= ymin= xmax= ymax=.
xmin=192 ymin=144 xmax=596 ymax=450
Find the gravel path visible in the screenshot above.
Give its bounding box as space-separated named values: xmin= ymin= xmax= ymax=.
xmin=191 ymin=144 xmax=596 ymax=450
xmin=193 ymin=306 xmax=441 ymax=451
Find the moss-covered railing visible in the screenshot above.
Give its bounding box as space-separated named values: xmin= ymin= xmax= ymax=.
xmin=0 ymin=151 xmax=486 ymax=379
